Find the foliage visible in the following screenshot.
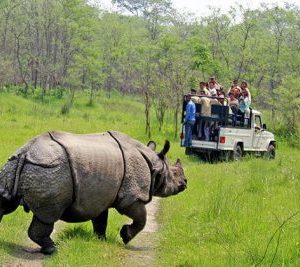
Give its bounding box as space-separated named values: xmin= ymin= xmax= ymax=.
xmin=1 ymin=1 xmax=300 ymax=136
xmin=274 ymin=75 xmax=300 ymax=135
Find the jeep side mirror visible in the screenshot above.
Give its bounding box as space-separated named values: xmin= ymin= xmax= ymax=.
xmin=263 ymin=123 xmax=267 ymax=130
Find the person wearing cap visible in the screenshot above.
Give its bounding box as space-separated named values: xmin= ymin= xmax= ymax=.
xmin=184 ymin=94 xmax=196 ymax=147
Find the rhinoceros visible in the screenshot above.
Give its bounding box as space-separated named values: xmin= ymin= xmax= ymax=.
xmin=0 ymin=131 xmax=187 ymax=254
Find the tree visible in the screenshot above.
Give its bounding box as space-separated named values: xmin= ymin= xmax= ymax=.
xmin=274 ymin=75 xmax=300 ymax=136
xmin=135 ymin=42 xmax=155 ymax=138
xmin=202 ymin=8 xmax=232 ymax=73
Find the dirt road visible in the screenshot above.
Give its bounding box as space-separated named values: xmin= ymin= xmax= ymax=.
xmin=124 ymin=197 xmax=160 ymax=267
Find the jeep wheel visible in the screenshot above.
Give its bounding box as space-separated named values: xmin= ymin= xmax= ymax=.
xmin=185 ymin=147 xmax=193 ymax=155
xmin=264 ymin=144 xmax=275 ymax=160
xmin=233 ymin=145 xmax=242 ymax=161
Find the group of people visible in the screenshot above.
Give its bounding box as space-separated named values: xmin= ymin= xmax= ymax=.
xmin=183 ymin=77 xmax=252 ymax=147
xmin=226 ymin=79 xmax=251 ymax=123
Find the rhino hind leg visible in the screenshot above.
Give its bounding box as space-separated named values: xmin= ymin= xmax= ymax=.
xmin=28 ymin=215 xmax=55 ymax=255
xmin=92 ymin=209 xmax=108 ymax=240
xmin=118 ymin=201 xmax=146 ymax=244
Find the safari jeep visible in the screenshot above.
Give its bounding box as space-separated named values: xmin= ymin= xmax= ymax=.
xmin=180 ymin=95 xmax=276 ymax=161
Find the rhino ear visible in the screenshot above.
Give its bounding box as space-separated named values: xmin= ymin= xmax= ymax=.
xmin=175 ymin=158 xmax=181 ymax=167
xmin=158 ymin=140 xmax=170 ymax=159
xmin=147 ymin=141 xmax=156 ymax=151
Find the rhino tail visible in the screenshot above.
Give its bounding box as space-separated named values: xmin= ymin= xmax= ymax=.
xmin=0 ymin=154 xmax=26 ymax=201
xmin=12 ymin=154 xmax=26 ymax=199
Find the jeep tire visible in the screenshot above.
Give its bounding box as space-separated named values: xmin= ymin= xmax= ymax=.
xmin=264 ymin=144 xmax=275 ymax=160
xmin=233 ymin=145 xmax=242 ymax=161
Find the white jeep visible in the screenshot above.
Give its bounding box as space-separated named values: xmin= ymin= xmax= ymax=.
xmin=180 ymin=95 xmax=276 ymax=161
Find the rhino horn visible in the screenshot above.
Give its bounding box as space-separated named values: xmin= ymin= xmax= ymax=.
xmin=147 ymin=141 xmax=156 ymax=151
xmin=158 ymin=140 xmax=170 ymax=160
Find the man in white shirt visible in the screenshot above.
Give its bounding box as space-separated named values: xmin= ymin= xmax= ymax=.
xmin=208 ymin=81 xmax=217 ymax=97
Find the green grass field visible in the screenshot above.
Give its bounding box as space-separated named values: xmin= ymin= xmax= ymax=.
xmin=157 ymin=147 xmax=300 ymax=266
xmin=0 ymin=90 xmax=299 ymax=266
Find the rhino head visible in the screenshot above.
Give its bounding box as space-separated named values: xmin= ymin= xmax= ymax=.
xmin=148 ymin=140 xmax=187 ymax=197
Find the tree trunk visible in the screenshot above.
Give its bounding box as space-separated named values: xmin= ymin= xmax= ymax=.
xmin=144 ymin=91 xmax=151 ymax=138
xmin=89 ymin=82 xmax=95 ymax=105
xmin=15 ymin=32 xmax=29 ymax=95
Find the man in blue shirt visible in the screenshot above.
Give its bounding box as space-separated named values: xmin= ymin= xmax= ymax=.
xmin=184 ymin=94 xmax=196 ymax=147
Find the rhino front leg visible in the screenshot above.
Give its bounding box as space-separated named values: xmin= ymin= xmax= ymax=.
xmin=119 ymin=201 xmax=146 ymax=244
xmin=92 ymin=209 xmax=108 ymax=240
xmin=28 ymin=215 xmax=55 ymax=255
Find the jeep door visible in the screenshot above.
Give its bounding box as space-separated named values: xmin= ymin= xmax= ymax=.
xmin=252 ymin=115 xmax=265 ymax=149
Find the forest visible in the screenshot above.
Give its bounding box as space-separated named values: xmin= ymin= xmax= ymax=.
xmin=0 ymin=0 xmax=300 ymax=139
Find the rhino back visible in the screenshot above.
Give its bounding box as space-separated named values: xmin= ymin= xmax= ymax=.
xmin=49 ymin=131 xmax=124 ymax=221
xmin=14 ymin=133 xmax=63 ymax=167
xmin=0 ymin=133 xmax=64 ymax=202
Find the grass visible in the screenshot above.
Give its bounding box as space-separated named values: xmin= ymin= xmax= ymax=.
xmin=0 ymin=89 xmax=299 ymax=266
xmin=157 ymin=146 xmax=300 ymax=266
xmin=45 ymin=216 xmax=127 ymax=267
